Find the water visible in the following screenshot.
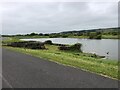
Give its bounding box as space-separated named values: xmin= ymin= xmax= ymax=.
xmin=21 ymin=38 xmax=119 ymax=60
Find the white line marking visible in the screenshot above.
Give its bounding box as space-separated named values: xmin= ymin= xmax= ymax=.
xmin=0 ymin=74 xmax=13 ymax=89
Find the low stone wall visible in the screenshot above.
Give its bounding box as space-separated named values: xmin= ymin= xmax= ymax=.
xmin=58 ymin=43 xmax=82 ymax=52
xmin=7 ymin=41 xmax=46 ymax=49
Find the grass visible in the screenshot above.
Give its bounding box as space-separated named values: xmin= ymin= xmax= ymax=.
xmin=4 ymin=44 xmax=118 ymax=80
xmin=14 ymin=35 xmax=49 ymax=39
xmin=2 ymin=37 xmax=21 ymax=45
xmin=102 ymin=35 xmax=119 ymax=39
xmin=68 ymin=35 xmax=89 ymax=39
xmin=69 ymin=35 xmax=119 ymax=39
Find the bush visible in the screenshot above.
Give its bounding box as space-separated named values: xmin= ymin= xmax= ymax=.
xmin=39 ymin=33 xmax=43 ymax=36
xmin=70 ymin=43 xmax=82 ymax=52
xmin=29 ymin=33 xmax=38 ymax=36
xmin=89 ymin=32 xmax=102 ymax=39
xmin=49 ymin=35 xmax=59 ymax=38
xmin=44 ymin=40 xmax=53 ymax=45
xmin=44 ymin=34 xmax=49 ymax=36
xmin=61 ymin=35 xmax=68 ymax=38
xmin=89 ymin=32 xmax=96 ymax=39
xmin=96 ymin=35 xmax=102 ymax=39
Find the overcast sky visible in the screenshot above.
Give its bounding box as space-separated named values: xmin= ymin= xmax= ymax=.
xmin=1 ymin=1 xmax=118 ymax=35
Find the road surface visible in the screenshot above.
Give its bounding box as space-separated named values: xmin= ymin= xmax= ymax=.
xmin=2 ymin=48 xmax=118 ymax=88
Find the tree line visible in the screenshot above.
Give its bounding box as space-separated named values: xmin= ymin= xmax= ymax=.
xmin=2 ymin=27 xmax=119 ymax=39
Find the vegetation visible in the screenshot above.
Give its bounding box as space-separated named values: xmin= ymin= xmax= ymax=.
xmin=2 ymin=27 xmax=120 ymax=39
xmin=44 ymin=40 xmax=53 ymax=45
xmin=2 ymin=37 xmax=21 ymax=45
xmin=89 ymin=32 xmax=102 ymax=39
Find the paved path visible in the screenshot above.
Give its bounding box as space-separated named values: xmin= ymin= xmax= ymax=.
xmin=2 ymin=48 xmax=118 ymax=88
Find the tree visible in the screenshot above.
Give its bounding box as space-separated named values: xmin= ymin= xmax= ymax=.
xmin=39 ymin=33 xmax=43 ymax=36
xmin=96 ymin=35 xmax=102 ymax=39
xmin=30 ymin=32 xmax=38 ymax=36
xmin=61 ymin=34 xmax=68 ymax=38
xmin=96 ymin=31 xmax=101 ymax=35
xmin=89 ymin=32 xmax=96 ymax=39
xmin=89 ymin=32 xmax=101 ymax=39
xmin=44 ymin=34 xmax=49 ymax=36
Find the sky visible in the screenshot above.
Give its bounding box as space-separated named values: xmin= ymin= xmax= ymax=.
xmin=0 ymin=0 xmax=118 ymax=35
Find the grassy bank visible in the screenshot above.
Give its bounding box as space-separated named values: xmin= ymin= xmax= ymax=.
xmin=4 ymin=44 xmax=118 ymax=80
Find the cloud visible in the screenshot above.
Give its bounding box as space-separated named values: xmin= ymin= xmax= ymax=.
xmin=1 ymin=2 xmax=118 ymax=34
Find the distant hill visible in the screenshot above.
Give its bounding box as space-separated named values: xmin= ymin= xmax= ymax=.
xmin=59 ymin=27 xmax=119 ymax=34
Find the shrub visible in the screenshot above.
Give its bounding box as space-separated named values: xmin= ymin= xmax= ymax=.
xmin=89 ymin=32 xmax=96 ymax=39
xmin=29 ymin=33 xmax=38 ymax=36
xmin=49 ymin=35 xmax=58 ymax=38
xmin=44 ymin=40 xmax=53 ymax=45
xmin=96 ymin=35 xmax=102 ymax=39
xmin=70 ymin=43 xmax=82 ymax=52
xmin=61 ymin=35 xmax=68 ymax=38
xmin=89 ymin=32 xmax=102 ymax=39
xmin=44 ymin=34 xmax=49 ymax=36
